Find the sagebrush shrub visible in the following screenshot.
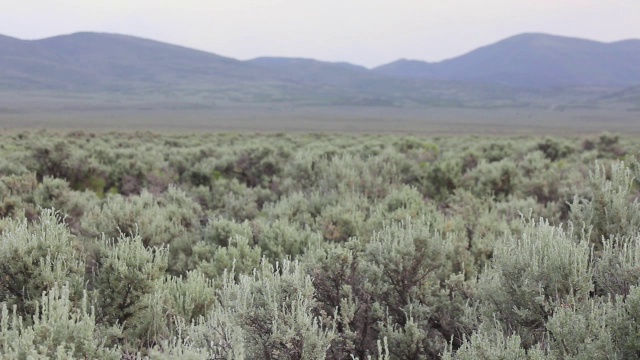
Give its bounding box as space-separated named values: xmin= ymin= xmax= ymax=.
xmin=1 ymin=131 xmax=639 ymax=359
xmin=0 ymin=210 xmax=85 ymax=318
xmin=476 ymin=218 xmax=593 ymax=348
xmin=571 ymin=160 xmax=640 ymax=250
xmin=0 ymin=283 xmax=120 ymax=359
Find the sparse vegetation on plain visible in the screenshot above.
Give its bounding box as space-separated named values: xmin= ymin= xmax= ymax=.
xmin=1 ymin=130 xmax=639 ymax=359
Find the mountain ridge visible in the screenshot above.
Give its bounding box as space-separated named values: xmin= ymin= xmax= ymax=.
xmin=373 ymin=33 xmax=640 ymax=87
xmin=1 ymin=31 xmax=304 ymax=92
xmin=1 ymin=31 xmax=640 ymax=110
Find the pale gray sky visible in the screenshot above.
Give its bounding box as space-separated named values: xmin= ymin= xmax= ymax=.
xmin=1 ymin=0 xmax=639 ymax=68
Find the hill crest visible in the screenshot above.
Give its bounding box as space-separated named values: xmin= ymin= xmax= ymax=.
xmin=374 ymin=33 xmax=640 ymax=87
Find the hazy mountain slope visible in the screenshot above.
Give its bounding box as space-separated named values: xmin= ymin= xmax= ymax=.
xmin=249 ymin=57 xmax=367 ymax=72
xmin=0 ymin=33 xmax=395 ymax=106
xmin=372 ymin=59 xmax=435 ymax=79
xmin=246 ymin=56 xmax=533 ymax=106
xmin=0 ymin=31 xmax=638 ymax=111
xmin=0 ymin=34 xmax=36 ymax=53
xmin=248 ymin=57 xmax=371 ymax=86
xmin=610 ymin=39 xmax=640 ymax=53
xmin=374 ymin=33 xmax=640 ymax=87
xmin=1 ymin=32 xmax=285 ymax=90
xmin=598 ymin=85 xmax=640 ymax=105
xmin=0 ymin=35 xmax=69 ymax=89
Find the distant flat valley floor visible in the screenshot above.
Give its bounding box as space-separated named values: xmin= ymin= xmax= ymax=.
xmin=0 ymin=93 xmax=637 ymax=135
xmin=1 ymin=107 xmax=638 ymax=136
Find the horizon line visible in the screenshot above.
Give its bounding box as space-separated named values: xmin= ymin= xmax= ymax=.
xmin=3 ymin=30 xmax=639 ymax=69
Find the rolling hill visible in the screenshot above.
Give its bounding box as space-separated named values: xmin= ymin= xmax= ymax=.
xmin=374 ymin=33 xmax=640 ymax=88
xmin=247 ymin=57 xmax=371 ymax=86
xmin=1 ymin=31 xmax=639 ymax=113
xmin=598 ymin=85 xmax=640 ymax=106
xmin=0 ymin=32 xmax=288 ymax=91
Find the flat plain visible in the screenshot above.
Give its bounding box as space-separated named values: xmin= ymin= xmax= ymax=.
xmin=1 ymin=103 xmax=638 ymax=135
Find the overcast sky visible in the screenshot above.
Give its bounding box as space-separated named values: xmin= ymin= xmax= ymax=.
xmin=1 ymin=0 xmax=639 ymax=68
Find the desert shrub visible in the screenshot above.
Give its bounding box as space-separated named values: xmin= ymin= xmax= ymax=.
xmin=29 ymin=140 xmax=73 ymax=180
xmin=308 ymin=219 xmax=473 ymax=359
xmin=32 ymin=177 xmax=73 ymax=210
xmin=305 ymin=244 xmax=373 ymax=359
xmin=90 ymin=233 xmax=169 ymax=351
xmin=81 ymin=187 xmax=202 ymax=274
xmin=103 ymin=148 xmax=169 ymax=195
xmin=195 ymin=234 xmax=262 ymax=279
xmin=393 ymin=137 xmax=439 ymax=156
xmin=212 ymin=144 xmax=288 ymax=189
xmin=196 ymin=177 xmax=274 ymax=220
xmin=422 ymin=157 xmax=462 ymax=202
xmin=192 ymin=217 xmax=258 ymax=278
xmin=0 ymin=154 xmax=29 ymax=176
xmin=0 ymin=283 xmax=120 ymax=359
xmin=476 ymin=218 xmax=593 ymax=349
xmin=593 ymin=235 xmax=640 ymax=297
xmin=114 ymin=270 xmax=219 ymax=355
xmin=0 ymin=210 xmax=85 ymax=318
xmin=0 ymin=173 xmax=39 ymax=220
xmin=29 ymin=139 xmax=110 ymax=196
xmin=361 ymin=220 xmax=473 ymax=358
xmin=542 ymin=287 xmax=640 ymax=359
xmin=535 ymin=138 xmax=574 ymax=161
xmin=252 ymin=218 xmax=323 ymax=260
xmin=442 ymin=322 xmax=548 ymax=360
xmin=32 ymin=177 xmax=101 ymax=229
xmin=201 ymin=217 xmax=254 ymax=248
xmin=278 ymin=150 xmax=324 ymax=194
xmin=445 ymin=192 xmax=507 ymax=275
xmin=0 ymin=172 xmax=38 ymax=197
xmin=261 ymin=191 xmax=320 ymax=226
xmin=571 ymin=160 xmax=640 ymax=250
xmin=1 ymin=131 xmax=638 ymax=358
xmin=368 ymin=185 xmax=435 ymax=230
xmin=595 ymin=132 xmax=626 ymax=158
xmin=608 ymin=286 xmax=640 ymax=357
xmin=461 ymin=159 xmax=520 ymax=199
xmin=519 ymin=151 xmax=562 ymax=206
xmin=545 ymin=300 xmax=617 ymax=359
xmin=182 ymin=157 xmax=221 ymax=188
xmin=374 ymin=149 xmax=425 ymax=189
xmin=218 ymin=185 xmax=265 ymax=221
xmin=157 ymin=270 xmax=217 ymax=322
xmin=311 ymin=153 xmax=402 ymax=200
xmin=160 ymin=260 xmax=335 ymax=359
xmin=379 ymin=185 xmax=427 ymax=214
xmin=479 ymin=142 xmax=514 ymax=163
xmin=317 ymin=199 xmax=368 ymax=243
xmin=195 ymin=216 xmax=322 ymax=277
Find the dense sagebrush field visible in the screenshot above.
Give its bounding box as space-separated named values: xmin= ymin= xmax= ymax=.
xmin=1 ymin=130 xmax=640 ymax=359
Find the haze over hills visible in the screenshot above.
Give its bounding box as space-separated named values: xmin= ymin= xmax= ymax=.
xmin=374 ymin=33 xmax=640 ymax=88
xmin=0 ymin=32 xmax=288 ymax=91
xmin=1 ymin=31 xmax=639 ymax=114
xmin=599 ymin=86 xmax=640 ymax=106
xmin=247 ymin=57 xmax=371 ymax=87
